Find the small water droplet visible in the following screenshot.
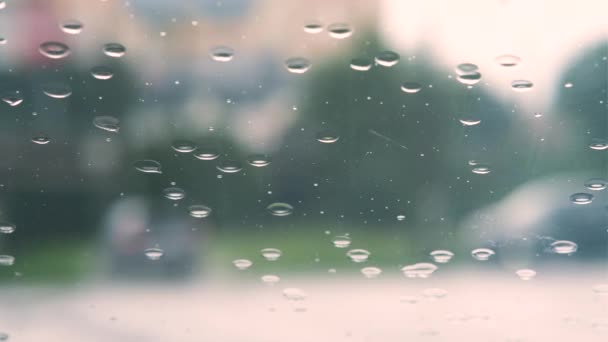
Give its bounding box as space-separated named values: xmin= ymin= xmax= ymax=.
xmin=31 ymin=135 xmax=50 ymax=145
xmin=261 ymin=274 xmax=280 ymax=285
xmin=247 ymin=154 xmax=271 ymax=167
xmin=134 ymin=159 xmax=162 ymax=174
xmin=1 ymin=92 xmax=23 ymax=106
xmin=90 ymin=66 xmax=114 ymax=80
xmin=303 ymin=22 xmax=323 ymax=34
xmin=346 ymin=249 xmax=370 ymax=263
xmin=422 ymin=287 xmax=448 ymax=299
xmin=267 ymin=202 xmax=294 ymax=217
xmin=471 ymin=164 xmax=491 ymax=175
xmin=209 ymin=46 xmax=234 ymax=62
xmin=401 ymin=262 xmax=438 ymax=278
xmin=60 ymin=20 xmax=83 ymax=35
xmin=592 ymin=284 xmax=608 ymax=295
xmin=400 ymin=295 xmax=420 ymax=304
xmin=569 ymin=192 xmax=593 ymax=205
xmin=400 ymin=82 xmax=422 ymax=93
xmin=396 ymin=214 xmax=406 ymax=221
xmin=584 ymin=178 xmax=607 ymax=191
xmin=171 ymin=140 xmax=196 ymax=153
xmin=495 ymin=54 xmax=521 ymax=67
xmin=42 ymin=82 xmax=72 ymax=99
xmin=0 ymin=222 xmax=15 ymax=234
xmin=511 ymin=80 xmax=534 ymax=92
xmin=375 ymin=51 xmax=400 ymax=67
xmin=316 ymin=129 xmax=340 ymax=143
xmin=93 ymin=116 xmax=120 ymax=132
xmin=471 ymin=248 xmax=495 ymax=261
xmin=327 ymin=23 xmax=352 ymax=39
xmin=350 ymin=56 xmax=373 ymax=71
xmin=459 ymin=117 xmax=481 ymax=126
xmin=0 ymin=332 xmax=8 ymax=341
xmin=589 ymin=139 xmax=608 ymax=150
xmin=564 ymin=82 xmax=573 ymax=88
xmin=332 ymin=235 xmax=351 ymax=248
xmin=455 ymin=63 xmax=479 ymax=75
xmin=261 ymin=248 xmax=282 ymax=261
xmin=193 ymin=148 xmax=220 ymax=161
xmin=144 ymin=247 xmax=164 ymax=260
xmin=515 ymin=268 xmax=536 ymax=280
xmin=39 ymin=41 xmax=71 ymax=59
xmin=0 ymin=1 xmax=5 ymax=10
xmin=285 ymin=57 xmax=311 ymax=74
xmin=430 ymin=250 xmax=454 ymax=263
xmin=102 ymin=43 xmax=126 ymax=58
xmin=457 ymin=72 xmax=482 ymax=86
xmin=163 ymin=187 xmax=185 ymax=201
xmin=216 ymin=160 xmax=243 ymax=173
xmin=0 ymin=255 xmax=15 ymax=266
xmin=0 ymin=38 xmax=6 ymax=45
xmin=361 ymin=266 xmax=382 ymax=279
xmin=550 ymin=240 xmax=578 ymax=254
xmin=283 ymin=287 xmax=307 ymax=301
xmin=188 ymin=205 xmax=211 ymax=218
xmin=233 ymin=259 xmax=253 ymax=270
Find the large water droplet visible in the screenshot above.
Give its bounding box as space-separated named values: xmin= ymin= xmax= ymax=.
xmin=327 ymin=23 xmax=352 ymax=39
xmin=0 ymin=255 xmax=15 ymax=266
xmin=261 ymin=248 xmax=282 ymax=261
xmin=471 ymin=248 xmax=495 ymax=261
xmin=31 ymin=135 xmax=50 ymax=145
xmin=584 ymin=178 xmax=607 ymax=191
xmin=303 ymin=22 xmax=323 ymax=34
xmin=39 ymin=42 xmax=70 ymax=59
xmin=361 ymin=266 xmax=382 ymax=279
xmin=589 ymin=139 xmax=608 ymax=150
xmin=495 ymin=54 xmax=521 ymax=67
xmin=430 ymin=250 xmax=454 ymax=263
xmin=144 ymin=247 xmax=164 ymax=260
xmin=1 ymin=92 xmax=23 ymax=106
xmin=569 ymin=192 xmax=593 ymax=205
xmin=332 ymin=235 xmax=351 ymax=248
xmin=193 ymin=148 xmax=220 ymax=161
xmin=163 ymin=187 xmax=185 ymax=200
xmin=346 ymin=249 xmax=370 ymax=263
xmin=209 ymin=46 xmax=234 ymax=62
xmin=266 ymin=202 xmax=294 ymax=217
xmin=247 ymin=154 xmax=271 ymax=167
xmin=102 ymin=43 xmax=126 ymax=58
xmin=285 ymin=57 xmax=311 ymax=74
xmin=60 ymin=20 xmax=83 ymax=35
xmin=171 ymin=140 xmax=196 ymax=153
xmin=457 ymin=72 xmax=482 ymax=86
xmin=400 ymin=82 xmax=422 ymax=94
xmin=90 ymin=66 xmax=114 ymax=80
xmin=233 ymin=259 xmax=253 ymax=270
xmin=375 ymin=51 xmax=400 ymax=67
xmin=350 ymin=57 xmax=373 ymax=71
xmin=216 ymin=160 xmax=243 ymax=173
xmin=261 ymin=274 xmax=280 ymax=285
xmin=401 ymin=262 xmax=438 ymax=278
xmin=550 ymin=240 xmax=578 ymax=254
xmin=188 ymin=205 xmax=211 ymax=218
xmin=0 ymin=222 xmax=15 ymax=234
xmin=316 ymin=129 xmax=340 ymax=143
xmin=0 ymin=1 xmax=5 ymax=10
xmin=455 ymin=63 xmax=479 ymax=75
xmin=42 ymin=82 xmax=72 ymax=99
xmin=511 ymin=80 xmax=534 ymax=92
xmin=93 ymin=116 xmax=120 ymax=132
xmin=515 ymin=268 xmax=537 ymax=280
xmin=134 ymin=160 xmax=162 ymax=174
xmin=283 ymin=287 xmax=307 ymax=301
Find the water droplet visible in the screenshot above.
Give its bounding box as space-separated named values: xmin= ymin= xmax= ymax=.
xmin=216 ymin=160 xmax=243 ymax=173
xmin=144 ymin=247 xmax=164 ymax=260
xmin=0 ymin=38 xmax=6 ymax=45
xmin=400 ymin=295 xmax=420 ymax=304
xmin=375 ymin=51 xmax=400 ymax=67
xmin=171 ymin=140 xmax=196 ymax=153
xmin=534 ymin=112 xmax=543 ymax=118
xmin=209 ymin=46 xmax=234 ymax=62
xmin=550 ymin=240 xmax=578 ymax=254
xmin=564 ymin=82 xmax=573 ymax=88
xmin=60 ymin=20 xmax=83 ymax=35
xmin=327 ymin=23 xmax=352 ymax=39
xmin=346 ymin=249 xmax=370 ymax=263
xmin=0 ymin=222 xmax=15 ymax=234
xmin=283 ymin=287 xmax=307 ymax=301
xmin=511 ymin=80 xmax=534 ymax=92
xmin=102 ymin=43 xmax=126 ymax=58
xmin=163 ymin=187 xmax=185 ymax=200
xmin=31 ymin=135 xmax=50 ymax=145
xmin=316 ymin=129 xmax=340 ymax=143
xmin=495 ymin=54 xmax=521 ymax=67
xmin=471 ymin=164 xmax=491 ymax=175
xmin=430 ymin=250 xmax=454 ymax=263
xmin=515 ymin=268 xmax=536 ymax=280
xmin=361 ymin=266 xmax=382 ymax=279
xmin=42 ymin=82 xmax=72 ymax=99
xmin=396 ymin=214 xmax=406 ymax=221
xmin=134 ymin=160 xmax=162 ymax=174
xmin=233 ymin=259 xmax=253 ymax=270
xmin=285 ymin=57 xmax=311 ymax=74
xmin=0 ymin=255 xmax=15 ymax=266
xmin=39 ymin=41 xmax=70 ymax=59
xmin=422 ymin=287 xmax=448 ymax=299
xmin=261 ymin=274 xmax=280 ymax=285
xmin=584 ymin=178 xmax=607 ymax=191
xmin=266 ymin=202 xmax=294 ymax=217
xmin=592 ymin=284 xmax=608 ymax=295
xmin=0 ymin=1 xmax=5 ymax=10
xmin=188 ymin=205 xmax=211 ymax=218
xmin=1 ymin=92 xmax=23 ymax=107
xmin=350 ymin=57 xmax=373 ymax=71
xmin=247 ymin=154 xmax=271 ymax=167
xmin=332 ymin=235 xmax=351 ymax=248
xmin=400 ymin=82 xmax=422 ymax=94
xmin=0 ymin=332 xmax=8 ymax=341
xmin=569 ymin=192 xmax=593 ymax=205
xmin=193 ymin=148 xmax=220 ymax=161
xmin=457 ymin=72 xmax=482 ymax=86
xmin=90 ymin=66 xmax=114 ymax=80
xmin=303 ymin=22 xmax=323 ymax=34
xmin=93 ymin=116 xmax=120 ymax=132
xmin=589 ymin=139 xmax=608 ymax=150
xmin=459 ymin=117 xmax=481 ymax=126
xmin=471 ymin=248 xmax=495 ymax=261
xmin=401 ymin=262 xmax=438 ymax=278
xmin=261 ymin=248 xmax=282 ymax=261
xmin=455 ymin=63 xmax=479 ymax=75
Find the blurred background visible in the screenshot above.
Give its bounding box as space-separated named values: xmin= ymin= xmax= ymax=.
xmin=0 ymin=0 xmax=606 ymax=341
